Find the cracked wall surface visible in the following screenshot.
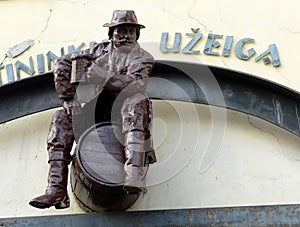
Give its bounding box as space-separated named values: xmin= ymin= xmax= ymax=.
xmin=0 ymin=0 xmax=299 ymax=90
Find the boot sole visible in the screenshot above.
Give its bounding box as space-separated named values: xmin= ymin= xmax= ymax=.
xmin=29 ymin=195 xmax=70 ymax=209
xmin=29 ymin=201 xmax=51 ymax=209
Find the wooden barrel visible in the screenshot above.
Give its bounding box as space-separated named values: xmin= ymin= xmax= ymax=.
xmin=70 ymin=122 xmax=140 ymax=212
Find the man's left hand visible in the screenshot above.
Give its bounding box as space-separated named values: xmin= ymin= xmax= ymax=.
xmin=87 ymin=58 xmax=110 ymax=84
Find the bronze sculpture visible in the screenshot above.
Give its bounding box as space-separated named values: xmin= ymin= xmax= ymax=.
xmin=29 ymin=10 xmax=156 ymax=209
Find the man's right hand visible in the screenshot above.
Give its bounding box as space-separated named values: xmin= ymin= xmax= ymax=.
xmin=63 ymin=99 xmax=81 ymax=117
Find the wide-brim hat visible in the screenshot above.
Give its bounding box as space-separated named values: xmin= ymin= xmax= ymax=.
xmin=103 ymin=10 xmax=145 ymax=29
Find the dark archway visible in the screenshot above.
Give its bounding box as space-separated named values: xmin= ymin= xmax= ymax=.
xmin=1 ymin=61 xmax=299 ymax=136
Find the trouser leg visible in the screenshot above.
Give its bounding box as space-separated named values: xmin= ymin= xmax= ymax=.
xmin=29 ymin=109 xmax=73 ymax=209
xmin=122 ymin=94 xmax=148 ymax=193
xmin=47 ymin=109 xmax=74 ymax=159
xmin=144 ymin=100 xmax=157 ymax=164
xmin=123 ymin=130 xmax=146 ymax=192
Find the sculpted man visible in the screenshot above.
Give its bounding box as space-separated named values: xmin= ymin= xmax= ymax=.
xmin=29 ymin=10 xmax=156 ymax=209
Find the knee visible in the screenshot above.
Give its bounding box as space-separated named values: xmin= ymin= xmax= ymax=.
xmin=51 ymin=109 xmax=68 ymax=125
xmin=121 ymin=96 xmax=149 ymax=133
xmin=47 ymin=109 xmax=74 ymax=146
xmin=50 ymin=109 xmax=73 ymax=131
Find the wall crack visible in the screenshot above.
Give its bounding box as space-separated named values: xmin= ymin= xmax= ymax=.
xmin=34 ymin=1 xmax=55 ymax=41
xmin=188 ymin=0 xmax=211 ymax=33
xmin=247 ymin=115 xmax=300 ymax=162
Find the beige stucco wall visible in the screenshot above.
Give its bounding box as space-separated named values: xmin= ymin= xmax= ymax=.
xmin=1 ymin=0 xmax=300 ymax=218
xmin=1 ymin=101 xmax=300 ymax=218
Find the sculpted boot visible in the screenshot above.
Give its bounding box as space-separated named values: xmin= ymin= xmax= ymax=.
xmin=29 ymin=160 xmax=70 ymax=209
xmin=29 ymin=109 xmax=73 ymax=209
xmin=123 ymin=130 xmax=146 ymax=193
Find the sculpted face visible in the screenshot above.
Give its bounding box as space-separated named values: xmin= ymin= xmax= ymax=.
xmin=112 ymin=25 xmax=137 ymax=47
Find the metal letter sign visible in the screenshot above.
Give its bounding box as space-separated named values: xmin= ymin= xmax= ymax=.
xmin=159 ymin=30 xmax=281 ymax=68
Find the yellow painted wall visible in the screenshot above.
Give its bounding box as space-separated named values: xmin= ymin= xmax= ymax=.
xmin=0 ymin=0 xmax=298 ymax=90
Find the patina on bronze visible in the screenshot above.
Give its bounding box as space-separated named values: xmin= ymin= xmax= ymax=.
xmin=29 ymin=10 xmax=156 ymax=210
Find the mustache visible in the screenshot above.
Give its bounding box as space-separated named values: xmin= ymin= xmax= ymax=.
xmin=116 ymin=39 xmax=134 ymax=44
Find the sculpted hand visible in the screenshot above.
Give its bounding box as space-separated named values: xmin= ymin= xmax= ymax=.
xmin=63 ymin=99 xmax=81 ymax=116
xmin=87 ymin=58 xmax=110 ymax=84
xmin=71 ymin=51 xmax=92 ymax=61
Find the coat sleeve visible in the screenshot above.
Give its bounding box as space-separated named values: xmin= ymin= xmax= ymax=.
xmin=103 ymin=51 xmax=154 ymax=94
xmin=53 ymin=43 xmax=105 ymax=100
xmin=53 ymin=54 xmax=75 ymax=100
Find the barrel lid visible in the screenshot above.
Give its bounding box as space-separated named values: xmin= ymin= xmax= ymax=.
xmin=76 ymin=122 xmax=126 ymax=186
